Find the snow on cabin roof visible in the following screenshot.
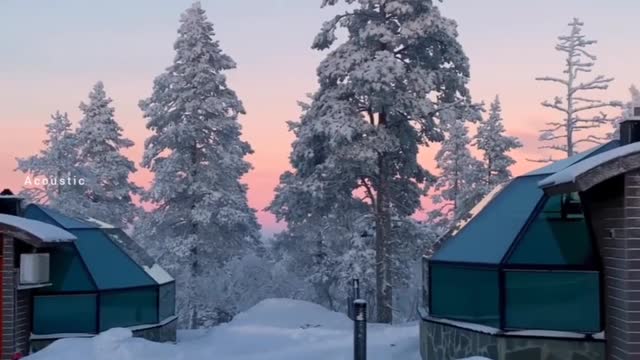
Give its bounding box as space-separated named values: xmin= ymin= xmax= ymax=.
xmin=143 ymin=264 xmax=174 ymax=285
xmin=84 ymin=217 xmax=115 ymax=229
xmin=0 ymin=195 xmax=22 ymax=199
xmin=526 ymin=140 xmax=619 ymax=176
xmin=0 ymin=214 xmax=76 ymax=243
xmin=539 ymin=141 xmax=640 ymax=189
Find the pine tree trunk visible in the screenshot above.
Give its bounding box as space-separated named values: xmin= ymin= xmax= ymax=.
xmin=188 ymin=143 xmax=200 ymax=330
xmin=375 ymin=172 xmax=393 ymax=323
xmin=189 ymin=302 xmax=198 ymax=329
xmin=375 ymin=111 xmax=393 ymax=324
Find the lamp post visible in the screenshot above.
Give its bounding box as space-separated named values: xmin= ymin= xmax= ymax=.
xmin=353 ymin=299 xmax=367 ymax=360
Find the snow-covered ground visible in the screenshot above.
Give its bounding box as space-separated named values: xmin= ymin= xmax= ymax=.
xmin=25 ymin=298 xmax=491 ymax=360
xmin=25 ymin=299 xmax=421 ymax=360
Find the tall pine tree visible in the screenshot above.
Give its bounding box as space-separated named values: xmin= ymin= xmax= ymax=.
xmin=608 ymin=85 xmax=640 ymax=140
xmin=270 ymin=0 xmax=471 ymax=323
xmin=474 ymin=96 xmax=521 ymax=190
xmin=431 ymin=107 xmax=484 ymax=224
xmin=75 ymin=81 xmax=141 ymax=228
xmin=16 ymin=111 xmax=85 ymax=211
xmin=139 ymin=2 xmax=260 ymax=328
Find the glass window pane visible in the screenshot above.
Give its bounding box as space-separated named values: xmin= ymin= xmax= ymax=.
xmin=33 ymin=294 xmax=97 ymax=334
xmin=100 ymin=288 xmax=158 ymax=331
xmin=430 ymin=264 xmax=500 ymax=327
xmin=37 ymin=245 xmax=96 ymax=293
xmin=159 ymin=282 xmax=176 ymax=320
xmin=508 ymin=195 xmax=595 ymax=266
xmin=433 ymin=176 xmax=545 ymax=264
xmin=505 ymin=271 xmax=600 ymax=332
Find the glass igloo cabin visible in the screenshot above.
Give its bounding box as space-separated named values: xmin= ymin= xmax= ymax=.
xmin=20 ymin=203 xmax=177 ymax=350
xmin=419 ymin=142 xmax=618 ymax=360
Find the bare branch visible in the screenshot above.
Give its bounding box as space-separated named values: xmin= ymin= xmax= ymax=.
xmin=573 ymin=102 xmax=618 ymax=113
xmin=541 ymin=101 xmax=569 ymax=113
xmin=539 ymin=133 xmax=567 ymax=141
xmin=536 ymin=76 xmax=569 ymax=86
xmin=540 ymin=144 xmax=568 ymax=151
xmin=526 ymin=156 xmax=555 ymax=163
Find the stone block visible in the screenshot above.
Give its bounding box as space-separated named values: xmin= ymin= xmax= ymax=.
xmin=505 ymin=347 xmax=541 ymax=360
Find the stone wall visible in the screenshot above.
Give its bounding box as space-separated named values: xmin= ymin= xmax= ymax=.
xmin=1 ymin=236 xmax=31 ymax=359
xmin=1 ymin=235 xmax=14 ymax=360
xmin=2 ymin=236 xmax=39 ymax=359
xmin=30 ymin=317 xmax=178 ymax=353
xmin=420 ymin=319 xmax=605 ymax=360
xmin=132 ymin=317 xmax=178 ymax=343
xmin=15 ymin=290 xmax=30 ymax=356
xmin=583 ymin=173 xmax=640 ymax=360
xmin=420 ymin=319 xmax=499 ymax=360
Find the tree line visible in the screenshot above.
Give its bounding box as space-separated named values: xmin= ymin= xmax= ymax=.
xmin=15 ymin=1 xmax=635 ymax=326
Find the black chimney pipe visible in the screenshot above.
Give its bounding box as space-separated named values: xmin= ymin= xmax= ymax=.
xmin=620 ymin=106 xmax=640 ymax=145
xmin=0 ymin=189 xmax=22 ymax=216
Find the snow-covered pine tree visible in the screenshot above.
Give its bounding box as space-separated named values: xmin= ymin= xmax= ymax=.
xmin=74 ymin=81 xmax=141 ymax=228
xmin=474 ymin=96 xmax=522 ymax=190
xmin=15 ymin=111 xmax=85 ymax=210
xmin=608 ymin=85 xmax=640 ymax=140
xmin=625 ymin=85 xmax=640 ymax=117
xmin=138 ymin=2 xmax=260 ymax=328
xmin=271 ymin=0 xmax=471 ymax=323
xmin=431 ymin=106 xmax=485 ymax=224
xmin=269 ymin=125 xmax=377 ymax=311
xmin=534 ymin=18 xmax=621 ymax=161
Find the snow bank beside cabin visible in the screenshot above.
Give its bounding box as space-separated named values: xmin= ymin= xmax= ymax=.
xmin=26 ymin=298 xmax=423 ymax=360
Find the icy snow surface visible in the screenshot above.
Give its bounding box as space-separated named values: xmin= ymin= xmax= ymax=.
xmin=539 ymin=141 xmax=640 ymax=188
xmin=25 ymin=299 xmax=428 ymax=360
xmin=0 ymin=214 xmax=76 ymax=243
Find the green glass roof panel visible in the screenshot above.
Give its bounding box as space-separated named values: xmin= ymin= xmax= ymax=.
xmin=433 ymin=175 xmax=545 ymax=264
xmin=526 ymin=140 xmax=619 ymax=176
xmin=104 ymin=229 xmax=155 ymax=268
xmin=71 ymin=229 xmax=155 ymax=290
xmin=23 ymin=204 xmax=97 ymax=229
xmin=23 ymin=205 xmax=65 ymax=228
xmin=508 ymin=196 xmax=596 ymax=266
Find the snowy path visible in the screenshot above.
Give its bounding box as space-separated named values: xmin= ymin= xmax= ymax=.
xmin=26 ymin=299 xmax=422 ymax=360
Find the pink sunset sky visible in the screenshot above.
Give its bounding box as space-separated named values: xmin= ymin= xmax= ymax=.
xmin=1 ymin=1 xmax=638 ymax=234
